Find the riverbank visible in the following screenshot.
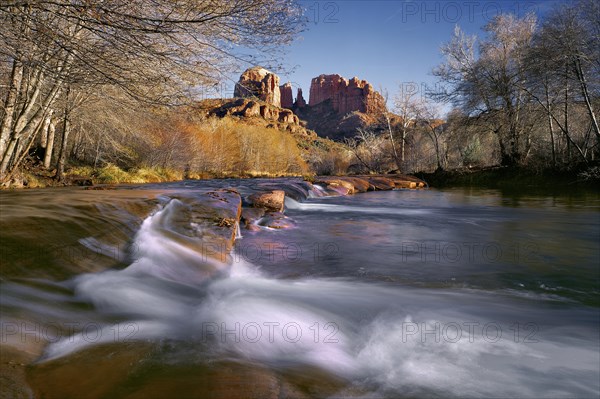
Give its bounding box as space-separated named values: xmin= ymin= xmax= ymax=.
xmin=6 ymin=162 xmax=600 ymax=192
xmin=1 ymin=164 xmax=314 ymax=189
xmin=415 ymin=165 xmax=600 ymax=191
xmin=1 ymin=162 xmax=428 ymax=191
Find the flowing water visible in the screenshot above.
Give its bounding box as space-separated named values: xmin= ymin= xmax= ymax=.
xmin=1 ymin=180 xmax=599 ymax=398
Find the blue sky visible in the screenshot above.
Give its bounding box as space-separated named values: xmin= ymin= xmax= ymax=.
xmin=223 ymin=0 xmax=564 ymax=112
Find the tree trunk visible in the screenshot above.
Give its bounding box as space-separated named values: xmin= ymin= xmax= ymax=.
xmin=400 ymin=128 xmax=407 ymax=163
xmin=55 ymin=86 xmax=71 ymax=182
xmin=545 ymin=84 xmax=556 ymax=168
xmin=40 ymin=110 xmax=53 ymax=149
xmin=0 ymin=79 xmax=62 ymax=175
xmin=0 ymin=59 xmax=23 ymax=162
xmin=11 ymin=119 xmax=44 ymax=174
xmin=434 ymin=134 xmax=442 ymax=171
xmin=574 ymin=58 xmax=600 ymax=142
xmin=564 ymin=69 xmax=570 ymax=164
xmin=44 ymin=118 xmax=56 ymax=169
xmin=12 ymin=69 xmax=43 ymax=136
xmin=0 ymin=138 xmax=18 ymax=175
xmin=385 ymin=113 xmax=401 ymax=171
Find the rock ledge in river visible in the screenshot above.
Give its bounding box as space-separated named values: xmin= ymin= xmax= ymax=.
xmin=247 ymin=190 xmax=285 ymax=213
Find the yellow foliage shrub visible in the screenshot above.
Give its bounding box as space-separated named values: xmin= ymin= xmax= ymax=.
xmin=178 ymin=116 xmax=308 ymax=177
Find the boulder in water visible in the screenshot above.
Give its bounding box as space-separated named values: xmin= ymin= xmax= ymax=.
xmin=255 ymin=181 xmax=313 ymax=201
xmin=340 ymin=177 xmax=370 ymax=192
xmin=362 ymin=176 xmax=395 ymax=190
xmin=314 ymin=177 xmax=356 ymax=195
xmin=258 ymin=212 xmax=296 ymax=229
xmin=247 ymin=190 xmax=285 ymax=213
xmin=241 ymin=207 xmax=265 ymax=231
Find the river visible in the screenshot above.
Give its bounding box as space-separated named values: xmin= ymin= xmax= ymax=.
xmin=1 ymin=179 xmax=599 ymax=398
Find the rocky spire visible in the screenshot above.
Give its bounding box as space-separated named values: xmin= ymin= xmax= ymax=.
xmin=234 ymin=66 xmax=281 ymax=107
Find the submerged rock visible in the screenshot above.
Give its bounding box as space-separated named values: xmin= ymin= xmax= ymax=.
xmin=171 ymin=189 xmax=242 ymax=263
xmin=258 ymin=212 xmax=296 ymax=229
xmin=307 ymin=174 xmax=426 ymax=195
xmin=254 ymin=181 xmax=313 ymax=201
xmin=241 ymin=207 xmax=266 ymax=231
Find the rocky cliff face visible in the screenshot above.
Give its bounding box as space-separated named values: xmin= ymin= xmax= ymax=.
xmin=280 ymin=82 xmax=293 ymax=109
xmin=281 ymin=85 xmax=307 ymax=110
xmin=231 ymin=67 xmax=387 ymax=140
xmin=308 ymin=74 xmax=385 ymax=115
xmin=295 ymin=88 xmax=307 ymax=108
xmin=234 ymin=67 xmax=281 ymax=107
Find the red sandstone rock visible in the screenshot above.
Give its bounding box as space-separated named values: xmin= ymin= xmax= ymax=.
xmin=234 ymin=67 xmax=281 ymax=107
xmin=280 ymin=82 xmax=294 ymax=109
xmin=278 ymin=109 xmax=298 ymax=124
xmin=258 ymin=212 xmax=296 ymax=229
xmin=241 ymin=207 xmax=265 ymax=231
xmin=362 ymin=176 xmax=395 ymax=190
xmin=308 ymin=74 xmax=385 ymax=115
xmin=247 ymin=190 xmax=285 ymax=213
xmin=337 ymin=176 xmax=371 ymax=193
xmin=259 ymin=105 xmax=279 ymax=120
xmin=295 ymin=88 xmax=307 ymax=108
xmin=241 ymin=101 xmax=261 ymax=117
xmin=199 ymin=98 xmax=317 ymax=138
xmin=314 ymin=177 xmax=356 ymax=194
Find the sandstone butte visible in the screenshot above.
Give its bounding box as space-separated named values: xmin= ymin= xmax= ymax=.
xmin=232 ymin=67 xmax=388 ymax=139
xmin=279 ymin=82 xmax=294 ymax=109
xmin=233 ymin=67 xmax=385 ymax=117
xmin=307 ymin=74 xmax=386 ymax=115
xmin=279 ymin=84 xmax=308 ymax=109
xmin=295 ymin=88 xmax=307 ymax=108
xmin=233 ymin=66 xmax=281 ymax=107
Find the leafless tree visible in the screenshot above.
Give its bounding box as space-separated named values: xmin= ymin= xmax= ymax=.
xmin=392 ymin=85 xmax=422 ymax=169
xmin=433 ymin=14 xmax=537 ymax=166
xmin=0 ymin=0 xmax=304 ymax=182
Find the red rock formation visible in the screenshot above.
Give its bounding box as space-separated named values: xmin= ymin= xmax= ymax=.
xmin=295 ymin=88 xmax=307 ymax=108
xmin=247 ymin=190 xmax=285 ymax=212
xmin=308 ymin=74 xmax=385 ymax=115
xmin=234 ymin=67 xmax=281 ymax=107
xmin=280 ymin=82 xmax=293 ymax=109
xmin=198 ymin=98 xmax=309 ymax=136
xmin=278 ymin=109 xmax=298 ymax=124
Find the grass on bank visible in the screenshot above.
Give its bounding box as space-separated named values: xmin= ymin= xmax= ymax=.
xmin=68 ymin=164 xmax=312 ymax=185
xmin=70 ymin=164 xmax=183 ymax=184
